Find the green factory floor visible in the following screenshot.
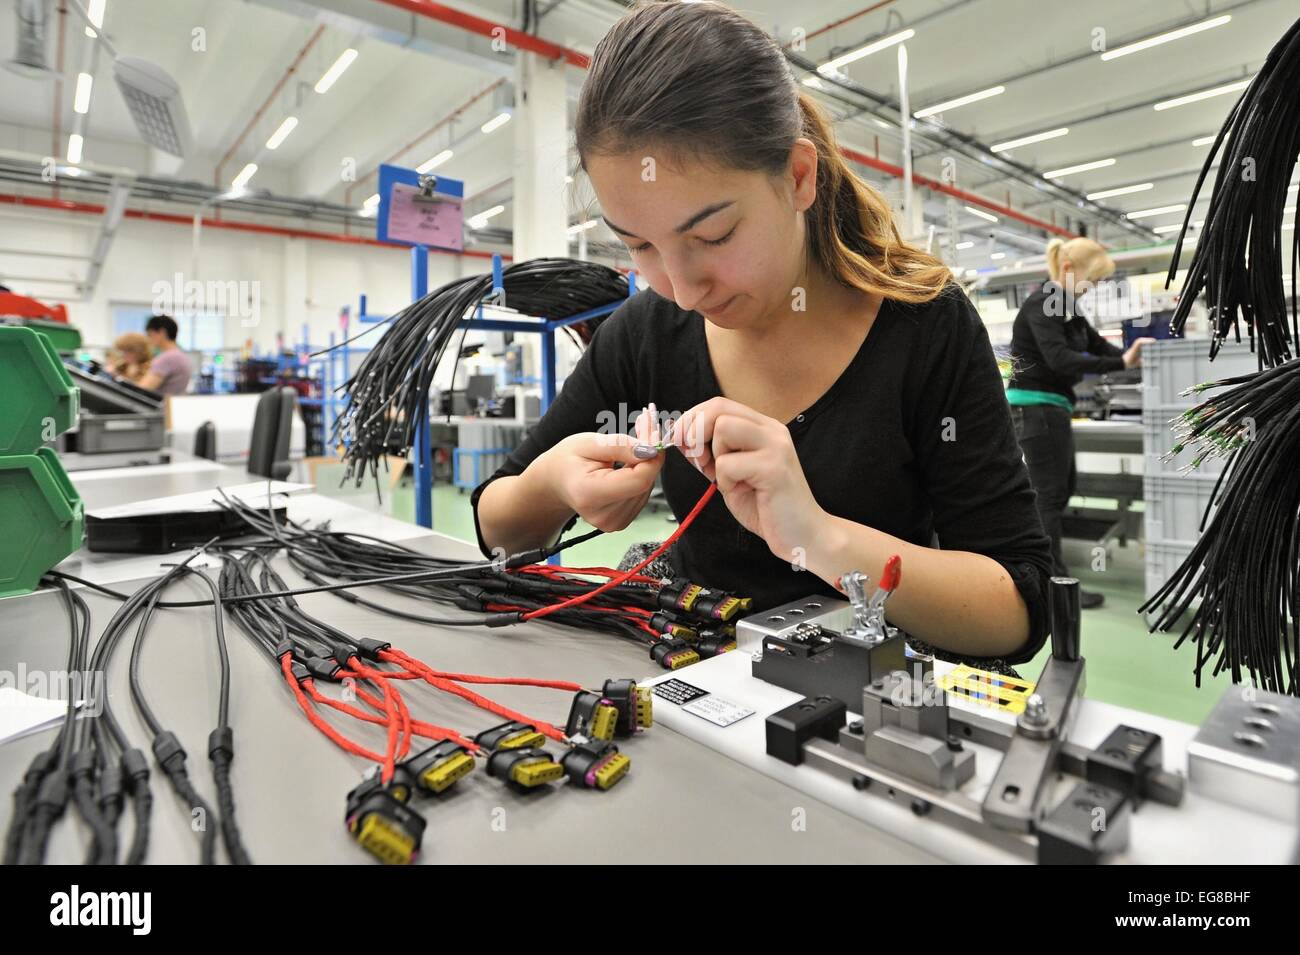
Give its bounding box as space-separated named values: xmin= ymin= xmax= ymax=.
xmin=311 ymin=463 xmax=1232 ymax=727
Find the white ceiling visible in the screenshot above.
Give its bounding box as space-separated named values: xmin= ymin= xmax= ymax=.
xmin=0 ymin=0 xmax=1295 ymax=271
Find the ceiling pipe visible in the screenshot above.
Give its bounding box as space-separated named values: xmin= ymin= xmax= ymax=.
xmin=213 ymin=23 xmax=326 ymax=188
xmin=0 ymin=191 xmax=511 ymax=260
xmin=371 ymin=0 xmax=589 ymax=67
xmin=344 ymin=76 xmax=506 ymax=209
xmin=840 ymin=147 xmax=1076 ymax=238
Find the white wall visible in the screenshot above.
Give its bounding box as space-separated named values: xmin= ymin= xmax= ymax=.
xmin=0 ymin=206 xmax=473 ymax=353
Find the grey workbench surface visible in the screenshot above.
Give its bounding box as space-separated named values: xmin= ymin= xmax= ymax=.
xmin=1 ymin=488 xmax=940 ymax=864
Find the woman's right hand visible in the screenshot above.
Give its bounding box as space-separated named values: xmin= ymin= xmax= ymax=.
xmin=533 ymin=406 xmax=665 ymax=533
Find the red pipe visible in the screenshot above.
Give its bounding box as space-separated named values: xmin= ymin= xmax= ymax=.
xmin=373 ymin=0 xmax=589 ymax=68
xmin=796 ymin=1 xmax=899 ymax=46
xmin=214 ymin=24 xmax=327 ymax=187
xmin=0 ymin=192 xmax=510 ymax=260
xmin=840 ymin=147 xmax=1077 ymax=238
xmin=345 ymin=78 xmax=507 ymax=208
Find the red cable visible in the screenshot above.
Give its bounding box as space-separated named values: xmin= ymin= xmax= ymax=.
xmin=281 ymin=655 xmax=385 ymax=763
xmin=379 ymin=649 xmax=566 ymax=741
xmin=520 ymin=483 xmax=717 ymax=621
xmin=342 ymin=681 xmax=478 ymax=751
xmin=516 ymin=564 xmax=661 ymax=585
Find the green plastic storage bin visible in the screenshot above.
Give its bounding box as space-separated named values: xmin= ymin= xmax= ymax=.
xmin=0 ymin=325 xmax=80 ymax=454
xmin=0 ymin=447 xmax=85 ymax=598
xmin=20 ymin=317 xmax=83 ymax=354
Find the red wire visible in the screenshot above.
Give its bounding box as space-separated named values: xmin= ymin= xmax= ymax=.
xmin=281 ymin=655 xmax=386 ymax=764
xmin=343 ymin=681 xmax=478 ymax=751
xmin=520 ymin=483 xmax=717 ymax=622
xmin=380 ymin=649 xmax=566 ymax=742
xmin=516 ymin=564 xmax=661 ymax=585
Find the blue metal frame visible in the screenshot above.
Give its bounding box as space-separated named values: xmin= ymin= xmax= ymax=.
xmin=354 ymin=250 xmax=636 ymax=535
xmin=451 ymin=446 xmax=514 ymax=491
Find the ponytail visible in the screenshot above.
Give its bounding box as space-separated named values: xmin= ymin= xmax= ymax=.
xmin=797 ymin=93 xmax=951 ymax=304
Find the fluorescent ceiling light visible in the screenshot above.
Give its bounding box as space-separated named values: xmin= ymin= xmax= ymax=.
xmin=468 ymin=204 xmax=505 ymax=228
xmin=818 ymin=28 xmax=915 ymax=74
xmin=480 ymin=111 xmax=512 ymax=135
xmin=1191 ymin=135 xmax=1217 ymax=147
xmin=802 ymin=76 xmax=824 ymax=89
xmin=914 ymin=85 xmax=1004 ymax=119
xmin=1044 ymin=157 xmax=1116 ymax=178
xmin=567 ymin=219 xmax=599 ymax=236
xmin=73 ymin=73 xmax=93 ymax=114
xmin=1125 ymin=203 xmax=1187 ymax=219
xmin=1100 ymin=14 xmax=1231 ymax=61
xmin=362 ymin=193 xmax=380 ymax=209
xmin=417 ymin=149 xmax=454 ymax=173
xmin=231 ymin=163 xmax=258 ymax=190
xmin=85 ymin=0 xmax=106 ymax=37
xmin=265 ymin=116 xmax=298 ymax=150
xmin=991 ymin=127 xmax=1069 ymax=153
xmin=1154 ymin=78 xmax=1250 ymax=111
xmin=955 ymin=240 xmax=974 ymax=250
xmin=1086 ymin=182 xmax=1153 ymax=200
xmin=1152 ymin=223 xmax=1187 ymax=234
xmin=964 ymin=268 xmax=979 ymax=277
xmin=66 ymin=133 xmax=83 ymax=164
xmin=314 ymin=48 xmax=358 ymax=94
xmin=965 ymin=205 xmax=999 ymax=223
xmin=990 ymin=252 xmax=1006 ymax=260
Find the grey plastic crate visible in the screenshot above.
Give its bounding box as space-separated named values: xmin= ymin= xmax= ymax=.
xmin=1143 ymin=404 xmax=1229 ymax=477
xmin=1143 ymin=472 xmax=1221 ymax=546
xmin=1141 ymin=338 xmax=1260 ymax=409
xmin=76 ymin=412 xmax=166 ymax=454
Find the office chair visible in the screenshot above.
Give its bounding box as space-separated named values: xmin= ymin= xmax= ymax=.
xmin=247 ymin=386 xmax=296 ymax=480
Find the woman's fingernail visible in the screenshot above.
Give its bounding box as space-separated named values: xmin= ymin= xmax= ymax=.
xmin=632 ymin=444 xmax=659 ymax=460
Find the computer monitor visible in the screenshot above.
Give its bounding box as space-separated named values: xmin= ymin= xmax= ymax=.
xmin=465 ymin=374 xmax=496 ymax=408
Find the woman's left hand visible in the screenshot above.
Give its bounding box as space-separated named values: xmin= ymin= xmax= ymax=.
xmin=667 ymin=396 xmax=831 ymax=563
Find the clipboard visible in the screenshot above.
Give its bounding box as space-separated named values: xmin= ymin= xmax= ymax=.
xmin=376 ymin=163 xmax=465 ymax=251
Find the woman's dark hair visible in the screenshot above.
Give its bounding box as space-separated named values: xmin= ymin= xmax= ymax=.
xmin=575 ymin=0 xmax=950 ymax=303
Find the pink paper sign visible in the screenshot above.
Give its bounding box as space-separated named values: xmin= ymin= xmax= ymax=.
xmin=385 ymin=182 xmax=464 ymax=251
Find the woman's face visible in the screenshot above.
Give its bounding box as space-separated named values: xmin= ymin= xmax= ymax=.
xmin=583 ymin=142 xmax=817 ymax=329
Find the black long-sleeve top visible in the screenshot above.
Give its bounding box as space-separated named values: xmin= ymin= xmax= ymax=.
xmin=470 ymin=284 xmax=1054 ymax=663
xmin=1007 ymin=282 xmax=1126 ymax=404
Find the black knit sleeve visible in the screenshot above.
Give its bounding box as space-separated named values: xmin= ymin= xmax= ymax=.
xmin=908 ymin=288 xmax=1055 ymax=663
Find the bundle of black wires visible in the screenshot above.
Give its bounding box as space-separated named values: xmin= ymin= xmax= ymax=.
xmin=1164 ymin=16 xmax=1299 ymax=364
xmin=329 ymin=257 xmax=628 ymax=489
xmin=3 ymin=578 xmax=106 ymax=864
xmin=211 ymin=492 xmax=692 ymax=649
xmin=1142 ymin=14 xmax=1300 ymax=694
xmin=8 ymin=549 xmax=256 ymax=864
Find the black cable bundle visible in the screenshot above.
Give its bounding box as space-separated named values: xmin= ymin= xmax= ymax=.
xmin=1143 ymin=14 xmax=1300 ymax=694
xmin=329 ymin=257 xmax=628 ymax=489
xmin=1164 ymin=16 xmax=1300 ymax=363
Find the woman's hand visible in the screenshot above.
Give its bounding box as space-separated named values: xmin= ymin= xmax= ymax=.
xmin=1123 ymin=336 xmax=1156 ymax=369
xmin=534 ymin=406 xmax=664 ymax=533
xmin=668 ymin=396 xmax=829 ymax=562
